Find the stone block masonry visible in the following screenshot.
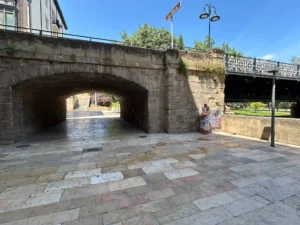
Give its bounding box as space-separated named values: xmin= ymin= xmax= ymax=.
xmin=0 ymin=30 xmax=225 ymax=143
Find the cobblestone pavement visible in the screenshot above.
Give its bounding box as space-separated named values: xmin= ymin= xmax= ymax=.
xmin=0 ymin=112 xmax=300 ymax=225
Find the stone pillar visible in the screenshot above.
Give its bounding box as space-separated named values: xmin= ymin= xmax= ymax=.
xmin=164 ymin=50 xmax=182 ymax=133
xmin=291 ymin=102 xmax=300 ymax=118
xmin=66 ymin=96 xmax=74 ymax=111
xmin=0 ymin=87 xmax=14 ymax=144
xmin=164 ymin=49 xmax=225 ymax=133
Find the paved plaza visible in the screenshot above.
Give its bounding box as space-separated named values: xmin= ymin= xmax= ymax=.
xmin=0 ymin=112 xmax=300 ymax=225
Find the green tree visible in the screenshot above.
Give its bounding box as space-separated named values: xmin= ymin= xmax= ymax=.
xmin=177 ymin=34 xmax=184 ymax=50
xmin=194 ymin=35 xmax=215 ymax=51
xmin=291 ymin=56 xmax=300 ymax=65
xmin=277 ymin=102 xmax=293 ymax=111
xmin=121 ymin=23 xmax=177 ymax=49
xmin=250 ymin=102 xmax=267 ymax=112
xmin=193 ymin=36 xmax=242 ymax=57
xmin=222 ymin=43 xmax=243 ymax=57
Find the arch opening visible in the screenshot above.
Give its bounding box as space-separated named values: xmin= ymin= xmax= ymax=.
xmin=11 ymin=73 xmax=150 ymax=142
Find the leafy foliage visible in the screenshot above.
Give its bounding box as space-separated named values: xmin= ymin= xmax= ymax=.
xmin=275 ymin=102 xmax=293 ymax=111
xmin=177 ymin=34 xmax=184 ymax=50
xmin=3 ymin=44 xmax=17 ymax=56
xmin=178 ymin=59 xmax=187 ymax=74
xmin=194 ymin=35 xmax=215 ymax=51
xmin=291 ymin=56 xmax=300 ymax=65
xmin=226 ymin=102 xmax=250 ymax=110
xmin=121 ymin=23 xmax=177 ymax=49
xmin=250 ymin=102 xmax=267 ymax=112
xmin=193 ymin=36 xmax=242 ymax=57
xmin=221 ymin=43 xmax=243 ymax=57
xmin=91 ymin=93 xmax=112 ymax=107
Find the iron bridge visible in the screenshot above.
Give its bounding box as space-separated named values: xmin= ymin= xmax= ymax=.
xmin=225 ymin=55 xmax=300 ymax=81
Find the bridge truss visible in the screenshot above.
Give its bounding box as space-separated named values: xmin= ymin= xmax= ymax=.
xmin=225 ymin=55 xmax=300 ymax=80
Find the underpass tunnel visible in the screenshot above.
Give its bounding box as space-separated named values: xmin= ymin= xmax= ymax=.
xmin=11 ymin=73 xmax=149 ymax=141
xmin=225 ymin=75 xmax=300 ymax=102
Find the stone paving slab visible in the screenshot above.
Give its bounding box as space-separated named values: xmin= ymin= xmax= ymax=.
xmin=0 ymin=184 xmax=46 ymax=200
xmin=222 ymin=195 xmax=270 ymax=217
xmin=1 ymin=208 xmax=80 ymax=225
xmin=44 ymin=177 xmax=90 ymax=192
xmin=193 ymin=190 xmax=246 ymax=211
xmin=1 ymin=125 xmax=300 ymax=225
xmin=90 ymin=172 xmax=124 ymax=184
xmin=230 ymin=175 xmax=272 ymax=187
xmin=164 ymin=168 xmax=199 ymax=180
xmin=108 ymin=176 xmax=146 ymax=192
xmin=22 ymin=190 xmax=63 ymax=209
xmin=164 ymin=205 xmax=234 ymax=225
xmin=65 ymin=168 xmax=102 ymax=179
xmin=147 ymin=188 xmax=176 ymax=201
xmin=218 ymin=201 xmax=300 ymax=225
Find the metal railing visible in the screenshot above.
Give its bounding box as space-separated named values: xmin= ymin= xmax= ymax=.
xmin=0 ymin=24 xmax=202 ymax=52
xmin=225 ymin=55 xmax=300 ymax=80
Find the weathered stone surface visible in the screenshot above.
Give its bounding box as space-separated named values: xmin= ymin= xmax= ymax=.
xmin=0 ymin=31 xmax=225 ymax=143
xmin=1 ymin=128 xmax=300 ymax=225
xmin=221 ymin=115 xmax=300 ymax=146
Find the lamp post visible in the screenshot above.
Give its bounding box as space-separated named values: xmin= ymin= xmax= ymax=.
xmin=199 ymin=3 xmax=220 ymax=48
xmin=267 ymin=68 xmax=279 ymax=147
xmin=27 ymin=0 xmax=32 ymax=33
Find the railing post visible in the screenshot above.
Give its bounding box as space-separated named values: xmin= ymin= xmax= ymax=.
xmin=277 ymin=61 xmax=280 ymax=76
xmin=225 ymin=54 xmax=229 ymax=71
xmin=253 ymin=57 xmax=256 ymax=74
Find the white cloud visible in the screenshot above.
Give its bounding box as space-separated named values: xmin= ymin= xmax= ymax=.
xmin=261 ymin=53 xmax=276 ymax=60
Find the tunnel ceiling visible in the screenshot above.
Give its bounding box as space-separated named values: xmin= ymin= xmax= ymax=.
xmin=13 ymin=73 xmax=148 ymax=98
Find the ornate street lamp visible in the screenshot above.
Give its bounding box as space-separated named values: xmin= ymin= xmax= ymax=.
xmin=199 ymin=3 xmax=220 ymax=48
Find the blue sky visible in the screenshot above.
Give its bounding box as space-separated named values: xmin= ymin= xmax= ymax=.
xmin=59 ymin=0 xmax=300 ymax=63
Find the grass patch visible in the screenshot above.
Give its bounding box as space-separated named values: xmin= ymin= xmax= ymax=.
xmin=112 ymin=102 xmax=120 ymax=107
xmin=232 ymin=110 xmax=291 ymax=118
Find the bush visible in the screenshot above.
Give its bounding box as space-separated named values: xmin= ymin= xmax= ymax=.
xmin=91 ymin=93 xmax=112 ymax=107
xmin=226 ymin=102 xmax=249 ymax=110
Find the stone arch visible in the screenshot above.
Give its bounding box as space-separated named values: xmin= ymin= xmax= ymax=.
xmin=1 ymin=63 xmax=155 ymax=90
xmin=1 ymin=63 xmax=164 ymax=143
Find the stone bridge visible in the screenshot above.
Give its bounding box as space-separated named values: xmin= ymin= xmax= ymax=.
xmin=0 ymin=30 xmax=225 ymax=144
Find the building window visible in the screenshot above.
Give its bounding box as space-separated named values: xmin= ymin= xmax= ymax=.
xmin=0 ymin=6 xmax=17 ymax=30
xmin=45 ymin=15 xmax=49 ymax=30
xmin=52 ymin=8 xmax=55 ymax=22
xmin=45 ymin=0 xmax=48 ymax=8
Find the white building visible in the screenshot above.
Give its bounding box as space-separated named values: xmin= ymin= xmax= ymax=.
xmin=0 ymin=0 xmax=68 ymax=35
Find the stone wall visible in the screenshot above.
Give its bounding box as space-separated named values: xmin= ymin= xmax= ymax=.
xmin=221 ymin=115 xmax=300 ymax=146
xmin=0 ymin=30 xmax=225 ymax=143
xmin=120 ymin=94 xmax=148 ymax=131
xmin=10 ymin=86 xmax=67 ymax=142
xmin=74 ymin=94 xmax=90 ymax=111
xmin=0 ymin=88 xmax=14 ymax=144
